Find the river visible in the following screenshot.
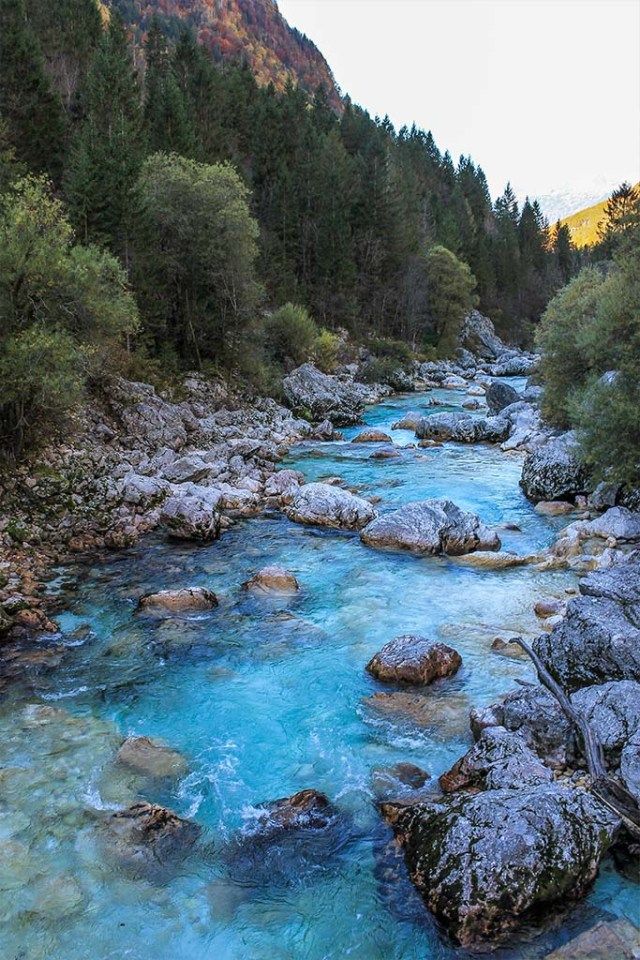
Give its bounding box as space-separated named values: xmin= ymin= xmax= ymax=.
xmin=0 ymin=383 xmax=635 ymax=959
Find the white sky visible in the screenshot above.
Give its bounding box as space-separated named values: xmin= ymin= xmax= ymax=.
xmin=278 ymin=0 xmax=640 ymax=205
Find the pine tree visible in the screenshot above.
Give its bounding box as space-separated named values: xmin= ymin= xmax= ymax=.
xmin=66 ymin=13 xmax=143 ymax=258
xmin=552 ymin=221 xmax=573 ymax=283
xmin=0 ymin=0 xmax=66 ymax=180
xmin=144 ymin=18 xmax=196 ymax=158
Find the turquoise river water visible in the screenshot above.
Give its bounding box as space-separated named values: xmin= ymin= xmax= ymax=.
xmin=0 ymin=383 xmax=636 ymax=959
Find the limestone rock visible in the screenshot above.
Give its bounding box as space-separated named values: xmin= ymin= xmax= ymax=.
xmin=137 ymin=587 xmax=218 ymax=613
xmin=439 ymin=727 xmax=552 ymax=792
xmin=382 ymin=784 xmax=617 ymax=946
xmin=243 ymin=565 xmax=299 ymax=595
xmin=116 ymin=736 xmax=188 ymax=779
xmin=485 ymin=380 xmax=519 ymax=414
xmin=285 ymin=482 xmax=376 ymax=530
xmin=360 ymin=499 xmax=500 ymax=556
xmin=283 ymin=363 xmax=366 ymax=425
xmin=351 ymin=428 xmax=392 ymax=443
xmin=366 ymin=636 xmax=461 ymax=685
xmin=520 ymin=434 xmax=590 ymax=503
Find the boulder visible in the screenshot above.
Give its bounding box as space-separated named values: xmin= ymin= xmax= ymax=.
xmin=490 ymin=355 xmax=538 ymax=376
xmin=360 ymin=499 xmax=500 ymax=556
xmin=579 ymin=559 xmax=640 ymax=604
xmin=544 ymin=919 xmax=640 ymax=959
xmin=533 ymin=594 xmax=640 ymax=691
xmin=121 ymin=473 xmax=170 ymax=507
xmin=382 ymin=784 xmax=617 ymax=946
xmin=458 ymin=309 xmax=509 ymax=359
xmin=160 ymin=486 xmax=221 ymax=542
xmin=240 ymin=789 xmax=335 ymax=844
xmin=485 ymin=380 xmax=519 ymax=414
xmin=453 ymin=551 xmax=529 ymax=569
xmin=371 ymin=763 xmax=431 ymax=800
xmin=366 ymin=636 xmax=461 ymax=685
xmin=351 ymin=428 xmax=393 ymax=443
xmin=283 ymin=363 xmax=366 ymax=425
xmin=105 ymin=802 xmax=200 ymax=878
xmin=391 ymin=412 xmax=423 ymax=431
xmin=415 ymin=412 xmax=509 ymax=444
xmin=572 ymin=680 xmax=640 ymax=763
xmin=439 ymin=727 xmax=552 ymax=792
xmin=243 ymin=565 xmax=299 ymax=595
xmin=137 ymin=587 xmax=218 ymax=613
xmin=285 ymin=482 xmax=376 ymax=530
xmin=583 ymin=506 xmax=640 ymax=542
xmin=520 ymin=434 xmax=590 ymax=503
xmin=369 ymin=446 xmax=400 ymax=459
xmin=470 ymin=685 xmax=573 ymax=767
xmin=116 ymin=736 xmax=188 ymax=779
xmin=263 ymin=469 xmax=304 ymax=505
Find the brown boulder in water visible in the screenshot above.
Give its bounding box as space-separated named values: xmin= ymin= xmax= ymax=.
xmin=366 ymin=635 xmax=461 ymax=685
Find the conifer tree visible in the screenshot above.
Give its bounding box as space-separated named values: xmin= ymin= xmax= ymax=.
xmin=144 ymin=18 xmax=196 ymax=158
xmin=0 ymin=0 xmax=66 ymax=180
xmin=66 ymin=13 xmax=143 ymax=258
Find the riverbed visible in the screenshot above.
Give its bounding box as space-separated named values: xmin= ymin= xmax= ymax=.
xmin=0 ymin=385 xmax=636 ymax=959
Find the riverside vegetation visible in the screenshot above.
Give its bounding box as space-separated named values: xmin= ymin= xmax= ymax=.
xmin=0 ymin=2 xmax=639 ymax=958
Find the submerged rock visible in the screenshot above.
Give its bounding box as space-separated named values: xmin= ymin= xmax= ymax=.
xmin=241 ymin=789 xmax=335 ymax=843
xmin=360 ymin=498 xmax=500 ymax=556
xmin=243 ymin=565 xmax=299 ymax=595
xmin=285 ymin=482 xmax=376 ymax=530
xmin=371 ymin=763 xmax=431 ymax=800
xmin=453 ymin=550 xmax=530 ymax=569
xmin=382 ymin=784 xmax=617 ymax=947
xmin=105 ymin=802 xmax=200 ymax=879
xmin=137 ymin=587 xmax=218 ymax=613
xmin=283 ymin=363 xmax=365 ymax=425
xmin=116 ymin=736 xmax=188 ymax=779
xmin=544 ymin=919 xmax=640 ymax=959
xmin=520 ymin=434 xmax=590 ymax=503
xmin=351 ymin=428 xmax=392 ymax=443
xmin=366 ymin=636 xmax=461 ymax=685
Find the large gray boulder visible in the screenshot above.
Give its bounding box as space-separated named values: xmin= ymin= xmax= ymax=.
xmin=573 ymin=680 xmax=640 ymax=763
xmin=415 ymin=412 xmax=509 ymax=444
xmin=533 ymin=594 xmax=640 ymax=691
xmin=160 ymin=485 xmax=222 ymax=542
xmin=439 ymin=727 xmax=553 ymax=792
xmin=582 ymin=506 xmax=640 ymax=543
xmin=458 ymin=310 xmax=508 ymax=359
xmin=485 ymin=380 xmax=519 ymax=414
xmin=580 ymin=558 xmax=640 ymax=603
xmin=489 ymin=355 xmax=538 ymax=376
xmin=520 ymin=434 xmax=590 ymax=503
xmin=284 ymin=482 xmax=376 ymax=530
xmin=382 ymin=784 xmax=617 ymax=947
xmin=360 ymin=499 xmax=501 ymax=556
xmin=470 ymin=685 xmax=573 ymax=767
xmin=283 ymin=363 xmax=366 ymax=425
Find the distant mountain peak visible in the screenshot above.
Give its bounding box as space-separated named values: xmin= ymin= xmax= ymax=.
xmin=109 ymin=0 xmax=342 ymax=108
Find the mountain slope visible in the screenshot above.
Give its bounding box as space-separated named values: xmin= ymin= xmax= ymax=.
xmin=560 ymin=184 xmax=640 ymax=248
xmin=109 ymin=0 xmax=341 ymax=108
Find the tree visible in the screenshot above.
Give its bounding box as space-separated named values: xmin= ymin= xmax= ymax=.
xmin=66 ymin=13 xmax=143 ymax=259
xmin=423 ymin=245 xmax=478 ymax=355
xmin=24 ymin=0 xmax=102 ymax=108
xmin=0 ymin=0 xmax=66 ymax=180
xmin=536 ymin=267 xmax=605 ymax=427
xmin=144 ymin=18 xmax=196 ymax=158
xmin=0 ymin=176 xmax=139 ymax=453
xmin=597 ymin=182 xmax=640 ymax=255
xmin=133 ymin=153 xmax=261 ymax=366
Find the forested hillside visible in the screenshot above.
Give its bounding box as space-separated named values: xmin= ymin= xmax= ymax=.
xmin=561 ymin=181 xmax=640 ymax=248
xmin=0 ymin=0 xmax=605 ymax=456
xmin=107 ymin=0 xmax=342 ymax=107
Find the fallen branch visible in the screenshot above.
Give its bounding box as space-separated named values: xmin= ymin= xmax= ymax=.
xmin=510 ymin=636 xmax=640 ymax=841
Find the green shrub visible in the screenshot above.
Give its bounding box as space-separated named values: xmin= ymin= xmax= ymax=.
xmin=423 ymin=245 xmax=478 ymax=358
xmin=536 ymin=267 xmax=606 ymax=427
xmin=359 ymin=357 xmax=402 ymax=386
xmin=0 ymin=175 xmax=139 ymax=455
xmin=367 ymin=337 xmax=412 ymax=362
xmin=573 ymin=373 xmax=640 ymax=486
xmin=263 ymin=303 xmax=318 ymax=366
xmin=312 ymin=328 xmax=340 ymax=372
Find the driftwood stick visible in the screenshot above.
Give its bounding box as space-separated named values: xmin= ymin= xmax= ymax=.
xmin=510 ymin=636 xmax=640 ymax=840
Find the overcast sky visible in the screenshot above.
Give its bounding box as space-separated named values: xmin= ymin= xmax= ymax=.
xmin=278 ymin=0 xmax=640 ymax=208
